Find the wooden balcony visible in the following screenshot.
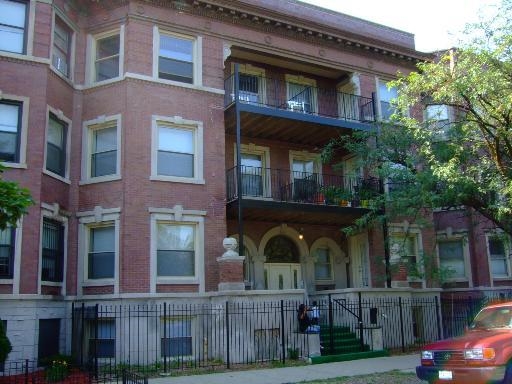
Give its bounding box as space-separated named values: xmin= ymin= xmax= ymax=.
xmin=226 ymin=166 xmax=380 ymax=226
xmin=224 ymin=72 xmax=376 ymax=147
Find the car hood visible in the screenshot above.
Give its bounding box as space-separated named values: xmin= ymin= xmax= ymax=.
xmin=423 ymin=329 xmax=511 ymax=350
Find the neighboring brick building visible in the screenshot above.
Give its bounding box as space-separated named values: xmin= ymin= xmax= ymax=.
xmin=0 ymin=0 xmax=510 ymax=364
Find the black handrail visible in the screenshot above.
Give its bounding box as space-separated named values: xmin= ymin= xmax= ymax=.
xmin=328 ymin=293 xmax=365 ymax=352
xmin=224 ymin=72 xmax=376 ymax=123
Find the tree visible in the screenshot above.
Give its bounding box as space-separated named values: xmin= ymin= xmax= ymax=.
xmin=0 ymin=164 xmax=33 ymax=230
xmin=325 ymin=0 xmax=512 ymax=236
xmin=390 ymin=0 xmax=512 ymax=234
xmin=322 ymin=0 xmax=512 ymax=285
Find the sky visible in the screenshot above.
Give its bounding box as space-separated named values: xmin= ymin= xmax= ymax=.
xmin=300 ymin=0 xmax=501 ymax=52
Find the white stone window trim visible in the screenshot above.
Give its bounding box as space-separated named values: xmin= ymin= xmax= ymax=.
xmin=49 ymin=8 xmax=77 ymax=82
xmin=149 ymin=206 xmax=206 ymax=293
xmin=485 ymin=230 xmax=512 ymax=282
xmin=230 ymin=63 xmax=267 ymax=105
xmin=0 ymin=0 xmax=36 ymax=57
xmin=77 ymin=206 xmax=121 ymax=294
xmin=285 ymin=74 xmax=318 ymax=114
xmin=80 ymin=114 xmax=122 ymax=184
xmin=86 ymin=25 xmax=125 ymax=86
xmin=436 ymin=228 xmax=472 ymax=285
xmin=388 ymin=223 xmax=425 ymax=284
xmin=236 ymin=143 xmax=272 ymax=200
xmin=289 ymin=150 xmax=322 ymax=177
xmin=0 ymin=218 xmax=23 ymax=293
xmin=152 ymin=26 xmax=202 ymax=87
xmin=310 ymin=238 xmax=342 ymax=283
xmin=39 ymin=202 xmax=69 ymax=295
xmin=0 ymin=92 xmax=29 ymax=169
xmin=150 ymin=115 xmax=204 ymax=184
xmin=43 ymin=105 xmax=72 ymax=183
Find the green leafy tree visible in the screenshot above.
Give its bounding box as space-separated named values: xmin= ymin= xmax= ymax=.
xmin=390 ymin=0 xmax=512 ymax=235
xmin=323 ymin=0 xmax=512 ymax=284
xmin=0 ymin=164 xmax=33 ymax=230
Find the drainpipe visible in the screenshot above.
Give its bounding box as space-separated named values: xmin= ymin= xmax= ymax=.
xmin=234 ymin=64 xmax=244 ymax=256
xmin=372 ymin=92 xmax=391 ymax=288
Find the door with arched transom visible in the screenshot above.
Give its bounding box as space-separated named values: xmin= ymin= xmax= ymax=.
xmin=263 ymin=235 xmax=302 ymax=290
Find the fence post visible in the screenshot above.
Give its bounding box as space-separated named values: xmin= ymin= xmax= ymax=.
xmin=163 ymin=302 xmax=167 ymax=373
xmin=225 ymin=301 xmax=230 ymax=370
xmin=280 ymin=300 xmax=285 ymax=364
xmin=435 ymin=296 xmax=442 ymax=340
xmin=358 ymin=292 xmax=364 ymax=351
xmin=399 ymin=297 xmax=405 ymax=353
xmin=24 ymin=359 xmax=28 ymax=384
xmin=328 ymin=294 xmax=334 ymax=355
xmin=94 ymin=303 xmax=99 ymax=379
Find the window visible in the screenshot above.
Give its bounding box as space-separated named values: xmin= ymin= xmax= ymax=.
xmin=52 ymin=16 xmax=72 ymax=78
xmin=158 ymin=33 xmax=194 ymax=83
xmin=438 ymin=239 xmax=466 ymax=279
xmin=150 ymin=208 xmax=205 ymax=290
xmin=152 ymin=116 xmax=203 ymax=183
xmin=315 ymin=248 xmax=333 ymax=281
xmin=46 ymin=113 xmax=68 ymax=177
xmin=161 ymin=318 xmax=192 ymax=357
xmin=91 ymin=125 xmax=117 ymax=178
xmin=241 ymin=153 xmax=263 ymax=197
xmin=0 ymin=227 xmax=14 ymax=279
xmin=378 ymin=80 xmax=397 ymax=120
xmin=95 ymin=33 xmax=120 ymax=82
xmin=488 ymin=235 xmax=510 ymax=278
xmin=0 ymin=0 xmax=28 ymax=54
xmin=390 ymin=234 xmax=418 ymax=267
xmin=88 ymin=225 xmax=115 ymax=279
xmin=42 ymin=218 xmax=64 ymax=282
xmin=290 ymin=151 xmax=320 ymax=203
xmin=0 ymin=100 xmax=21 ymax=162
xmin=157 ymin=223 xmax=195 ymax=277
xmin=426 ymin=104 xmax=450 ymax=139
xmin=158 ymin=126 xmax=193 ymax=177
xmin=286 ymin=76 xmax=317 ymax=114
xmin=89 ymin=319 xmax=115 ymax=358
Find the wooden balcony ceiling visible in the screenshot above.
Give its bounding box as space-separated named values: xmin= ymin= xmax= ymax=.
xmin=224 ymin=108 xmax=353 ymax=146
xmin=226 ymin=200 xmax=367 ymax=227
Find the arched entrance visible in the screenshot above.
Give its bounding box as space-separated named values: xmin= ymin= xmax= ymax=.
xmin=263 ymin=235 xmax=301 ymax=290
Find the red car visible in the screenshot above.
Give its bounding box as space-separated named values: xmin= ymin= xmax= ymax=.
xmin=416 ymin=301 xmax=512 ymax=384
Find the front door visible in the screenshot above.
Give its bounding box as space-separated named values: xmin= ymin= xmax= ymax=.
xmin=349 ymin=232 xmax=370 ymax=288
xmin=263 ymin=235 xmax=301 ymax=290
xmin=264 ymin=263 xmax=301 ymax=290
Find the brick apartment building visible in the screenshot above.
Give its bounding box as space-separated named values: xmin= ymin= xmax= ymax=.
xmin=0 ymin=0 xmax=510 ymax=365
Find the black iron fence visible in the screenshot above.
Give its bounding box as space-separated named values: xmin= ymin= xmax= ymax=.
xmin=67 ymin=296 xmax=445 ymax=380
xmin=0 ymin=359 xmax=91 ymax=384
xmin=440 ymin=290 xmax=512 ymax=338
xmin=226 ymin=165 xmax=380 ymax=207
xmin=5 ymin=293 xmax=512 ymax=382
xmin=224 ymin=72 xmax=375 ymax=123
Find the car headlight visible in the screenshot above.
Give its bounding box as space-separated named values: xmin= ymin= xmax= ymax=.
xmin=421 ymin=350 xmax=434 ymax=360
xmin=464 ymin=348 xmax=495 ymax=360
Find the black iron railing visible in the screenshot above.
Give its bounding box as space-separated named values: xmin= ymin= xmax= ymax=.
xmin=224 ymin=72 xmax=375 ymax=123
xmin=226 ymin=166 xmax=380 ymax=208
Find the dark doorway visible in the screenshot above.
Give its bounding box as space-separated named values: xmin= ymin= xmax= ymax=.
xmin=38 ymin=319 xmax=60 ymax=361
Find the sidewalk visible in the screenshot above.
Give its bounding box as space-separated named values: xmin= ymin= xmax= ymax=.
xmin=150 ymin=353 xmax=419 ymax=384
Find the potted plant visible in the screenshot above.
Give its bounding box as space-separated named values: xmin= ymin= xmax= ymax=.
xmin=321 ymin=186 xmax=352 ymax=206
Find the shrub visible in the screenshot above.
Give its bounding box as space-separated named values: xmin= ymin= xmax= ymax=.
xmin=0 ymin=320 xmax=12 ymax=363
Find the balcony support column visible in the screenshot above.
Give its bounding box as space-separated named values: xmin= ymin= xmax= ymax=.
xmin=234 ymin=63 xmax=245 ymax=258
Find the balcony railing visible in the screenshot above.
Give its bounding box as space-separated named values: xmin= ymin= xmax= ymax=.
xmin=226 ymin=166 xmax=380 ymax=208
xmin=224 ymin=73 xmax=375 ymax=123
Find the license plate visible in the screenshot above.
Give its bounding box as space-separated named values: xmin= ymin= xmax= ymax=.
xmin=439 ymin=370 xmax=453 ymax=380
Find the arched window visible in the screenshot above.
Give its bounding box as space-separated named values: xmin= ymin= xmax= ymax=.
xmin=264 ymin=236 xmax=299 ymax=263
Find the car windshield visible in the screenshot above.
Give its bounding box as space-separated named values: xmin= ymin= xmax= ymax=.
xmin=470 ymin=306 xmax=512 ymax=329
